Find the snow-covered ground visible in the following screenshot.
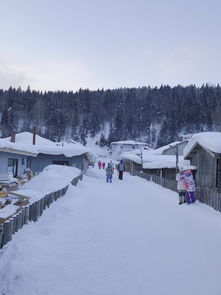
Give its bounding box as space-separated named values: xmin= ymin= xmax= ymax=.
xmin=1 ymin=166 xmax=221 ymax=295
xmin=0 ymin=165 xmax=81 ymax=219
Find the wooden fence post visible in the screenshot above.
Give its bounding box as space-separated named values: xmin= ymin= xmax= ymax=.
xmin=0 ymin=224 xmax=3 ymax=248
xmin=1 ymin=220 xmax=13 ymax=248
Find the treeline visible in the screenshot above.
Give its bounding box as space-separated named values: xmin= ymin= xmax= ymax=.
xmin=0 ymin=84 xmax=220 ymax=147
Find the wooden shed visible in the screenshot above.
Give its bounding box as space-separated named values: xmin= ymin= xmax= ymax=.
xmin=184 ymin=132 xmax=221 ymax=211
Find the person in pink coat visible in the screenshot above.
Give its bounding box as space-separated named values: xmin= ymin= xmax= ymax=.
xmin=176 ymin=169 xmax=186 ymax=205
xmin=98 ymin=160 xmax=102 ymax=169
xmin=183 ymin=169 xmax=196 ymax=204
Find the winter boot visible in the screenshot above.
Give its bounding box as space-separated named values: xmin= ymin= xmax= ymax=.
xmin=182 ymin=195 xmax=185 ymax=204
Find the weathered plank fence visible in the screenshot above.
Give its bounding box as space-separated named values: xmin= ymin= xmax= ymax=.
xmin=132 ymin=171 xmax=177 ymax=192
xmin=0 ymin=172 xmax=84 ymax=249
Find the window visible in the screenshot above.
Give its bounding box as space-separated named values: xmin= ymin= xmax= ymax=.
xmin=52 ymin=160 xmax=70 ymax=166
xmin=216 ymin=158 xmax=221 ymax=188
xmin=8 ymin=158 xmax=18 ymax=177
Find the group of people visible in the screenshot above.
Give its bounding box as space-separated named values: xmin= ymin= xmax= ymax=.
xmin=98 ymin=160 xmax=125 ymax=183
xmin=98 ymin=160 xmax=106 ymax=169
xmin=176 ymin=168 xmax=196 ymax=205
xmin=106 ymin=160 xmax=125 ymax=183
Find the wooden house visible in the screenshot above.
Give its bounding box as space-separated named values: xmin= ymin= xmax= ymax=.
xmin=0 ymin=143 xmax=37 ymax=178
xmin=110 ymin=140 xmax=149 ymax=159
xmin=184 ymin=132 xmax=221 ymax=211
xmin=0 ymin=132 xmax=91 ymax=176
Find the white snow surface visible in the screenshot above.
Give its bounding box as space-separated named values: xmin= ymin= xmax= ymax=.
xmin=122 ymin=150 xmax=195 ymax=169
xmin=18 ymin=165 xmax=81 ymax=203
xmin=184 ymin=132 xmax=221 ymax=158
xmin=0 ymin=165 xmax=81 ymax=219
xmin=2 ymin=132 xmax=89 ymax=157
xmin=1 ymin=166 xmax=221 ymax=294
xmin=0 ymin=139 xmax=38 ymax=155
xmin=151 ymin=140 xmax=181 ymax=155
xmin=111 ymin=140 xmax=148 ymax=145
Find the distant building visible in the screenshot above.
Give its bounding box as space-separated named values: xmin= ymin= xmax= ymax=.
xmin=110 ymin=140 xmax=149 ymax=158
xmin=121 ymin=139 xmax=194 ymax=192
xmin=162 ymin=140 xmax=188 ymax=156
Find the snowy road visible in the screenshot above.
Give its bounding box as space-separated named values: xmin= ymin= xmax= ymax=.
xmin=1 ymin=167 xmax=221 ymax=295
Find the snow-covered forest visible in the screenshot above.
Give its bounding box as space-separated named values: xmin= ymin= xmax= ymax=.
xmin=1 ymin=84 xmax=221 ymax=147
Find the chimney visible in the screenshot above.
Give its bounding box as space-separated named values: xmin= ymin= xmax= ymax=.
xmin=11 ymin=132 xmax=16 ymax=143
xmin=32 ymin=127 xmax=36 ymax=145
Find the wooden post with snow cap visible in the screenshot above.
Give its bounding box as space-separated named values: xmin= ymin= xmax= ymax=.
xmin=10 ymin=131 xmax=16 ymax=143
xmin=0 ymin=224 xmax=3 ymax=247
xmin=1 ymin=220 xmax=13 ymax=247
xmin=72 ymin=177 xmax=78 ymax=186
xmin=24 ymin=206 xmax=29 ymax=224
xmin=33 ymin=127 xmax=36 ymax=145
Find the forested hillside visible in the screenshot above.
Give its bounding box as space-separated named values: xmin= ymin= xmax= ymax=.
xmin=0 ymin=84 xmax=221 ymax=148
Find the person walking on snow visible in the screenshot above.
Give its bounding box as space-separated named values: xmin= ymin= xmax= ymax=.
xmin=176 ymin=168 xmax=186 ymax=205
xmin=183 ymin=169 xmax=196 ymax=204
xmin=109 ymin=160 xmax=114 ymax=170
xmin=102 ymin=162 xmax=106 ymax=169
xmin=106 ymin=162 xmax=114 ymax=183
xmin=117 ymin=160 xmax=125 ymax=180
xmin=98 ymin=160 xmax=102 ymax=169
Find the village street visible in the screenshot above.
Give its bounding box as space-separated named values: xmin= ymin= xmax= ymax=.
xmin=1 ymin=166 xmax=221 ymax=295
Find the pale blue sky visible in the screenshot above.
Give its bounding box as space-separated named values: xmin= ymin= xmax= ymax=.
xmin=0 ymin=0 xmax=220 ymax=91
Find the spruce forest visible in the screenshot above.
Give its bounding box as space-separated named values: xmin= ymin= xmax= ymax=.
xmin=0 ymin=84 xmax=221 ymax=148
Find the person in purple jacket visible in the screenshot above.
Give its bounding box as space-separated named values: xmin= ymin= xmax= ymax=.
xmin=183 ymin=169 xmax=196 ymax=204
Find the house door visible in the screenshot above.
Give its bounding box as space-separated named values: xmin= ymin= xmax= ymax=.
xmin=8 ymin=158 xmax=18 ymax=177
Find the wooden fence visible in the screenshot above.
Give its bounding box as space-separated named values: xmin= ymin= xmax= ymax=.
xmin=132 ymin=171 xmax=177 ymax=192
xmin=0 ymin=172 xmax=84 ymax=249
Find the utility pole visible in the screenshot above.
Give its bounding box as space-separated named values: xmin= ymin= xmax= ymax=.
xmin=169 ymin=144 xmax=179 ymax=173
xmin=175 ymin=144 xmax=178 ymax=173
xmin=136 ymin=146 xmax=143 ymax=167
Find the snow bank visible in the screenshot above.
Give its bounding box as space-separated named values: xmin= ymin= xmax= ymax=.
xmin=184 ymin=132 xmax=221 ymax=158
xmin=18 ymin=165 xmax=81 ymax=203
xmin=0 ymin=165 xmax=82 ymax=220
xmin=0 ymin=204 xmax=18 ymax=219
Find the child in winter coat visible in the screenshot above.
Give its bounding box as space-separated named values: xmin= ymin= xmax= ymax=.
xmin=183 ymin=169 xmax=196 ymax=204
xmin=176 ymin=169 xmax=186 ymax=205
xmin=106 ymin=163 xmax=114 ymax=183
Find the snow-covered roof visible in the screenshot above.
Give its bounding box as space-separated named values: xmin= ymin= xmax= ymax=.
xmin=184 ymin=132 xmax=221 ymax=158
xmin=111 ymin=140 xmax=148 ymax=146
xmin=122 ymin=148 xmax=195 ymax=170
xmin=0 ymin=139 xmax=38 ymax=156
xmin=121 ymin=141 xmax=181 ymax=163
xmin=1 ymin=132 xmax=90 ymax=158
xmin=151 ymin=141 xmax=182 ymax=155
xmin=143 ymin=156 xmax=195 ymax=170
